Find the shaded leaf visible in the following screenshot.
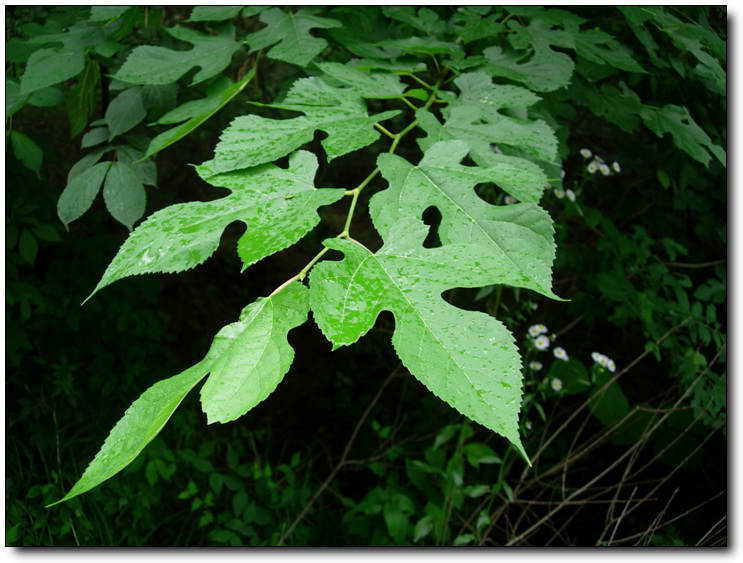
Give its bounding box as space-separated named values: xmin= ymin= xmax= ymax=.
xmin=102 ymin=162 xmax=146 ymax=230
xmin=144 ymin=70 xmax=254 ymax=160
xmin=106 ymin=88 xmax=147 ymax=138
xmin=57 ymin=161 xmax=111 ymax=228
xmin=66 ymin=57 xmax=100 ymax=138
xmin=114 ymin=23 xmax=241 ymax=85
xmin=21 ymin=47 xmax=85 ymax=94
xmin=245 ymin=7 xmax=342 ymax=67
xmin=10 ymin=131 xmax=44 ymax=177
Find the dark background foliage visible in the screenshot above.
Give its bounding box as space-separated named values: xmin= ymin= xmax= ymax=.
xmin=5 ymin=5 xmax=726 ymax=546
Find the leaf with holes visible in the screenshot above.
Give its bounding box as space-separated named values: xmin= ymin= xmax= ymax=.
xmin=371 ymin=141 xmax=559 ymax=299
xmin=245 ymin=7 xmax=342 ymax=67
xmin=310 ymin=218 xmax=529 ymax=461
xmin=86 ymin=150 xmax=344 ymax=300
xmin=114 ymin=23 xmax=241 ymax=86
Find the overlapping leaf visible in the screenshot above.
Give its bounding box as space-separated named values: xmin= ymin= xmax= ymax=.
xmin=114 ymin=23 xmax=241 ymax=85
xmin=418 ymin=72 xmax=558 ymax=165
xmin=49 ymin=282 xmax=308 ymax=506
xmin=87 ymin=151 xmax=344 ymax=299
xmin=310 ymin=219 xmax=528 ymax=460
xmin=144 ymin=70 xmax=255 ymax=160
xmin=372 ymin=141 xmax=558 ymax=299
xmin=198 ymin=77 xmax=399 ymax=177
xmin=245 ymin=7 xmax=342 ymax=67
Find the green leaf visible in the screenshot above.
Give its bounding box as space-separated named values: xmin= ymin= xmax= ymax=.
xmin=417 ymin=73 xmax=559 ymax=164
xmin=66 ymin=57 xmax=100 ymax=138
xmin=317 ymin=62 xmax=407 ymax=99
xmin=372 ymin=141 xmax=558 ymax=299
xmin=310 ymin=218 xmax=529 ymax=461
xmin=114 ymin=23 xmax=241 ymax=86
xmin=105 ymin=88 xmax=147 ymax=139
xmin=57 ymin=161 xmax=112 ymax=228
xmin=18 ymin=229 xmax=39 ymax=264
xmin=10 ymin=131 xmax=44 ymax=177
xmin=47 ymin=354 xmax=213 ymax=507
xmin=199 ymin=77 xmax=399 ymax=176
xmin=587 ymin=83 xmax=643 ymax=133
xmin=376 ymin=36 xmax=463 ymax=58
xmin=482 ymin=17 xmax=574 ymax=92
xmin=245 ymin=7 xmax=342 ymax=67
xmin=188 ymin=6 xmax=256 ymax=22
xmin=87 ymin=151 xmax=344 ymax=299
xmin=81 ymin=127 xmax=110 ymax=148
xmin=144 ymin=70 xmax=255 ymax=160
xmin=21 ymin=47 xmax=85 ymax=94
xmin=200 ymin=282 xmax=309 ymax=423
xmin=641 ymin=104 xmax=724 ymax=167
xmin=382 ymin=6 xmax=446 ymax=36
xmin=102 ymin=162 xmax=146 ymax=231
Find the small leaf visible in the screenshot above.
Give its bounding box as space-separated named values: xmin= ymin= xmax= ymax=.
xmin=10 ymin=131 xmax=44 ymax=177
xmin=246 ymin=7 xmax=342 ymax=67
xmin=18 ymin=229 xmax=39 ymax=264
xmin=103 ymin=162 xmax=146 ymax=230
xmin=200 ymin=282 xmax=310 ymax=423
xmin=66 ymin=57 xmax=100 ymax=139
xmin=57 ymin=161 xmax=112 ymax=228
xmin=106 ymin=88 xmax=147 ymax=139
xmin=188 ymin=6 xmax=252 ymax=22
xmin=81 ymin=127 xmax=110 ymax=148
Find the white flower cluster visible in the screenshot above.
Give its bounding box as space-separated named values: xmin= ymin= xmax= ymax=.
xmin=580 ymin=148 xmax=620 ymax=177
xmin=591 ymin=352 xmax=616 ymax=372
xmin=527 ymin=324 xmax=569 ymax=361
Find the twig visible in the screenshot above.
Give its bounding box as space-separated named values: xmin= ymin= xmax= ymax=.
xmin=276 ymin=365 xmax=403 ymax=545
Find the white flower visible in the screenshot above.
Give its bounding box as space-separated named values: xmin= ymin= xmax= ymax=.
xmin=599 ymin=163 xmax=611 ymax=176
xmin=525 ymin=420 xmax=533 ymax=430
xmin=528 ymin=324 xmax=548 ymax=337
xmin=551 ymin=378 xmax=563 ymax=392
xmin=612 ymin=161 xmax=621 ymax=173
xmin=566 ymin=189 xmax=576 ymax=202
xmin=561 ymin=169 xmax=566 ymax=179
xmin=592 ymin=352 xmax=616 ymax=372
xmin=587 ymin=161 xmax=599 ymax=174
xmin=529 ymin=361 xmax=543 ymax=371
xmin=554 ymin=187 xmax=565 ymax=199
xmin=504 ymin=195 xmax=517 ymax=205
xmin=534 ymin=335 xmax=551 ymax=351
xmin=580 ymin=148 xmax=592 ymax=158
xmin=553 ymin=347 xmax=569 ymax=361
xmin=595 ymin=155 xmax=605 ymax=163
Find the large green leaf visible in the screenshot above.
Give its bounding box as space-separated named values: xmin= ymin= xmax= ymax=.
xmin=371 ymin=141 xmax=558 ymax=299
xmin=198 ymin=77 xmax=399 ymax=177
xmin=86 ymin=150 xmax=344 ymax=300
xmin=310 ymin=219 xmax=529 ymax=461
xmin=245 ymin=7 xmax=342 ymax=67
xmin=200 ymin=282 xmax=309 ymax=423
xmin=114 ymin=23 xmax=241 ymax=85
xmin=47 ymin=281 xmax=308 ymax=506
